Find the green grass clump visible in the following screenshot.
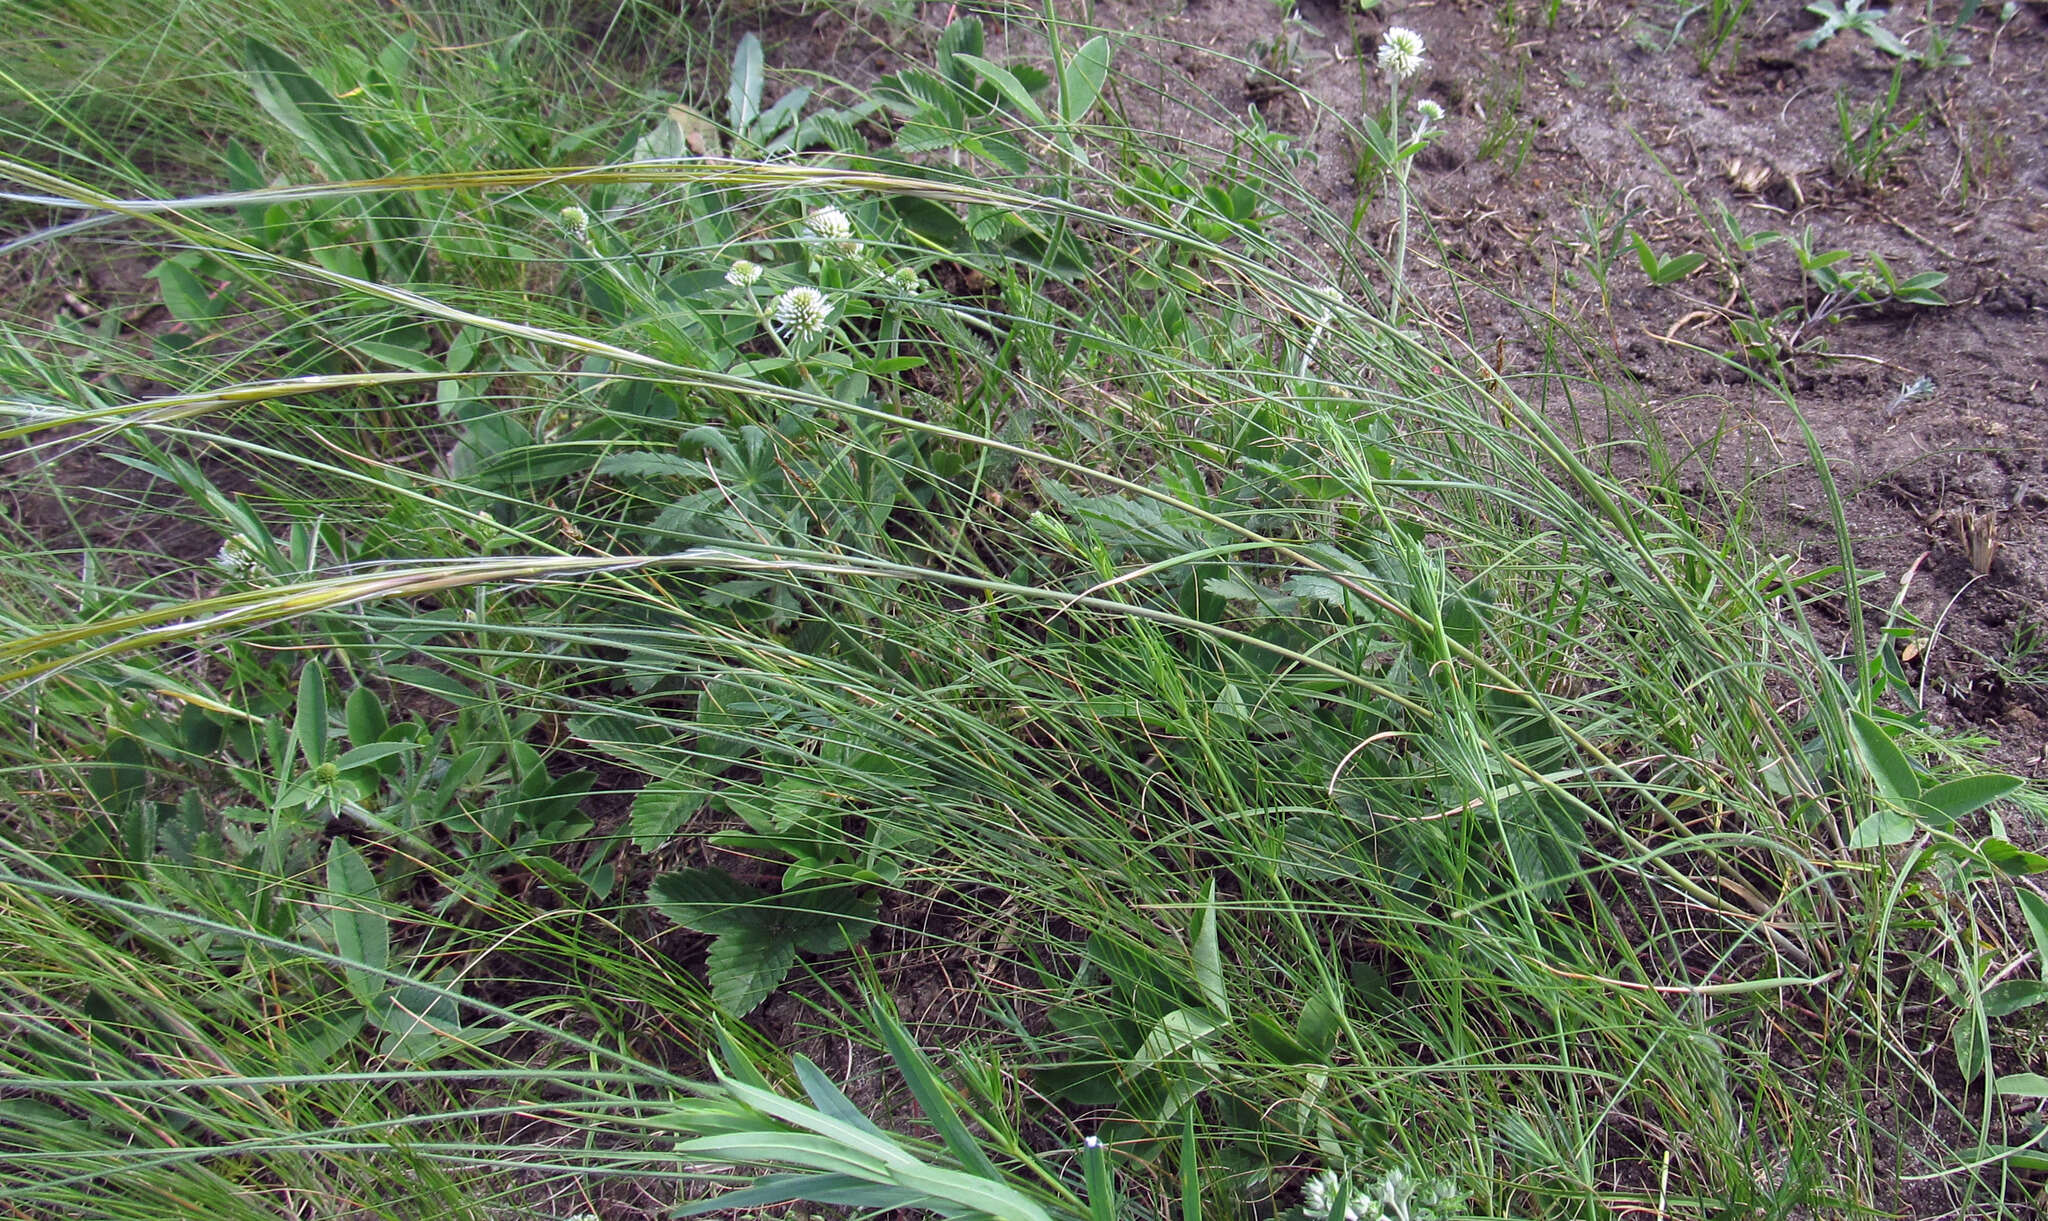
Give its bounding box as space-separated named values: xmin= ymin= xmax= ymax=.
xmin=0 ymin=3 xmax=2041 ymax=1219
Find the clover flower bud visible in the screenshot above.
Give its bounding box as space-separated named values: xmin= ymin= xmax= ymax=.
xmin=725 ymin=259 xmax=763 ymax=288
xmin=558 ymin=205 xmax=590 ymax=239
xmin=885 ymin=265 xmax=925 ymax=295
xmin=1415 ymin=98 xmax=1444 ymax=123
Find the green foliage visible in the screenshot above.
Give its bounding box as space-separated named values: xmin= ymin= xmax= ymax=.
xmin=1800 ymin=0 xmax=1916 ymax=57
xmin=652 ymin=869 xmax=880 ymax=1016
xmin=0 ymin=4 xmax=2038 ymax=1219
xmin=1630 ymin=231 xmax=1708 ymax=285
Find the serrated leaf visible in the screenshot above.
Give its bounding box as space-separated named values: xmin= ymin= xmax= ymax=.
xmin=706 ymin=927 xmax=798 ymax=1016
xmin=788 ymin=888 xmax=880 ymax=952
xmin=596 ymin=451 xmax=705 ymax=479
xmin=630 ymin=775 xmax=701 ymax=853
xmin=650 ymin=867 xmax=773 ymax=938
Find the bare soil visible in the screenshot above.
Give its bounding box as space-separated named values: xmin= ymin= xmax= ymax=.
xmin=1077 ymin=0 xmax=2048 ymax=773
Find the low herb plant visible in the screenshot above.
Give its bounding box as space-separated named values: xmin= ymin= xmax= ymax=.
xmin=0 ymin=6 xmax=2041 ymax=1221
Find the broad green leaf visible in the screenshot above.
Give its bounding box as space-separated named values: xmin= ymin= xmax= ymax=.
xmin=326 ymin=839 xmax=389 ymax=1007
xmin=1848 ymin=709 xmax=1919 ymax=804
xmin=706 ymin=926 xmax=797 ymax=1016
xmin=295 ymin=662 xmax=330 ymax=770
xmin=950 ymin=53 xmax=1049 ymax=124
xmin=1982 ymin=980 xmax=2048 ymax=1017
xmin=792 ymin=1055 xmax=889 ymax=1139
xmin=1994 ymin=1072 xmax=2048 ymax=1098
xmin=630 ymin=774 xmax=701 ymax=852
xmin=676 ymin=1130 xmax=888 ymax=1179
xmin=870 ymin=996 xmax=1002 ymax=1180
xmin=1059 ymin=36 xmax=1112 ymax=126
xmin=354 ymin=339 xmax=443 ymax=374
xmin=1919 ymin=773 xmax=2025 ymax=822
xmin=789 ymin=888 xmax=881 ymax=952
xmin=344 ymin=685 xmax=387 ymax=747
xmin=147 ymin=260 xmax=218 ymax=329
xmin=650 ymin=867 xmax=771 ymax=938
xmin=331 ymin=741 xmax=421 ymax=772
xmin=2016 ymin=888 xmax=2048 ymax=970
xmin=1847 ymin=808 xmax=1916 ymax=850
xmin=244 ymin=39 xmax=373 ymax=180
xmin=715 ymin=1074 xmax=918 ymax=1170
xmin=1190 ymin=879 xmax=1228 ymax=1019
xmin=1133 ymin=1007 xmax=1222 ymax=1073
xmin=1295 ymin=988 xmax=1341 ymax=1058
xmin=1977 ymin=837 xmax=2048 ymax=876
xmin=727 ymin=34 xmax=764 ymax=131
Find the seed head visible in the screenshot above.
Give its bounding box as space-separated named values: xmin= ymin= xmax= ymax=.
xmin=1378 ymin=26 xmax=1426 ymax=80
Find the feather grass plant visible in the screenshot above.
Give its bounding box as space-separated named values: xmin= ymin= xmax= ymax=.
xmin=0 ymin=4 xmax=2040 ymax=1219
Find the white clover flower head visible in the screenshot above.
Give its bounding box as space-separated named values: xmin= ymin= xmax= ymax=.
xmin=212 ymin=535 xmax=268 ymax=581
xmin=773 ymin=285 xmax=834 ymax=339
xmin=1301 ymin=1170 xmax=1366 ymax=1221
xmin=557 ymin=205 xmax=590 ymax=238
xmin=1378 ymin=26 xmax=1426 ymax=80
xmin=885 ymin=265 xmax=925 ymax=295
xmin=725 ymin=259 xmax=763 ymax=288
xmin=804 ymin=204 xmax=865 ymax=258
xmin=1415 ymin=98 xmax=1444 ymax=124
xmin=1082 ymin=1134 xmax=1102 ymax=1149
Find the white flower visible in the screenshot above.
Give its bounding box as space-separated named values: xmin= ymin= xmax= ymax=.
xmin=212 ymin=536 xmax=265 ymax=580
xmin=725 ymin=259 xmax=763 ymax=287
xmin=1301 ymin=1170 xmax=1366 ymax=1221
xmin=1377 ymin=26 xmax=1426 ymax=80
xmin=1415 ymin=98 xmax=1444 ymax=123
xmin=804 ymin=205 xmax=864 ymax=258
xmin=558 ymin=205 xmax=589 ymax=239
xmin=772 ymin=285 xmax=835 ymax=339
xmin=885 ymin=265 xmax=925 ymax=295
